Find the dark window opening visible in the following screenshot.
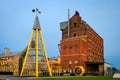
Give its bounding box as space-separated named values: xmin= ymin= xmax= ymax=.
xmin=74 ymin=33 xmax=76 ymax=37
xmin=68 ymin=45 xmax=72 ymax=49
xmin=74 ymin=23 xmax=77 ymax=27
xmin=63 ymin=45 xmax=67 ymax=49
xmin=74 ymin=44 xmax=78 ymax=48
xmin=63 ymin=60 xmax=66 ymax=65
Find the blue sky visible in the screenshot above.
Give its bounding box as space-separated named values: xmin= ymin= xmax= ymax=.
xmin=0 ymin=0 xmax=120 ymax=69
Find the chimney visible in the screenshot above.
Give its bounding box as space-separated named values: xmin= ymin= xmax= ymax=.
xmin=4 ymin=48 xmax=10 ymax=56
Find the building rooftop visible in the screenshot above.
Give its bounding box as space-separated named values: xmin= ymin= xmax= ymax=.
xmin=0 ymin=51 xmax=21 ymax=58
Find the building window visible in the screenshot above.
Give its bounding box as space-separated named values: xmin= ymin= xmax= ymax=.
xmin=63 ymin=70 xmax=66 ymax=73
xmin=74 ymin=33 xmax=76 ymax=37
xmin=63 ymin=45 xmax=67 ymax=49
xmin=74 ymin=44 xmax=78 ymax=48
xmin=68 ymin=45 xmax=72 ymax=49
xmin=74 ymin=22 xmax=77 ymax=27
xmin=69 ymin=60 xmax=72 ymax=64
xmin=89 ymin=50 xmax=91 ymax=54
xmin=69 ymin=70 xmax=72 ymax=73
xmin=75 ymin=60 xmax=78 ymax=64
xmin=63 ymin=60 xmax=66 ymax=65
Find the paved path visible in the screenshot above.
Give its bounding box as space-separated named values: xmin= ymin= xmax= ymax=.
xmin=0 ymin=75 xmax=38 ymax=80
xmin=0 ymin=75 xmax=78 ymax=80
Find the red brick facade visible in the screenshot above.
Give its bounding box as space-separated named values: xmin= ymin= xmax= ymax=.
xmin=60 ymin=11 xmax=104 ymax=75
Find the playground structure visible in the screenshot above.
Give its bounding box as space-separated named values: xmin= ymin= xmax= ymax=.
xmin=19 ymin=10 xmax=52 ymax=77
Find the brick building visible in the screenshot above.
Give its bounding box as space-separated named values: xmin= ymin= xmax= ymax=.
xmin=59 ymin=11 xmax=104 ymax=75
xmin=0 ymin=48 xmax=20 ymax=75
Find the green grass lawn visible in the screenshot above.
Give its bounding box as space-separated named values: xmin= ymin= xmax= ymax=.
xmin=38 ymin=76 xmax=120 ymax=80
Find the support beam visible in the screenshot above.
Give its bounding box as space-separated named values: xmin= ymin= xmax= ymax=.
xmin=20 ymin=30 xmax=34 ymax=77
xmin=36 ymin=28 xmax=39 ymax=77
xmin=40 ymin=30 xmax=52 ymax=77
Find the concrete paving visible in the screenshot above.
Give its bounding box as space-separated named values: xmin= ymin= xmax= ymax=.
xmin=0 ymin=75 xmax=37 ymax=80
xmin=0 ymin=75 xmax=77 ymax=80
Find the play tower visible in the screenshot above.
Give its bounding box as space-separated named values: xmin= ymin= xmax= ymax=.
xmin=19 ymin=9 xmax=52 ymax=77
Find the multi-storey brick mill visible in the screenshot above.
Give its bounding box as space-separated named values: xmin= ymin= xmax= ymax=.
xmin=59 ymin=11 xmax=104 ymax=75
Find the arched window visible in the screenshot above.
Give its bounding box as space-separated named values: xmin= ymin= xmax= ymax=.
xmin=69 ymin=60 xmax=72 ymax=64
xmin=75 ymin=60 xmax=78 ymax=64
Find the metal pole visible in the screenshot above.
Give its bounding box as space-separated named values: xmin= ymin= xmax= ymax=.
xmin=68 ymin=9 xmax=70 ymax=39
xmin=39 ymin=30 xmax=52 ymax=76
xmin=36 ymin=28 xmax=39 ymax=77
xmin=20 ymin=30 xmax=34 ymax=77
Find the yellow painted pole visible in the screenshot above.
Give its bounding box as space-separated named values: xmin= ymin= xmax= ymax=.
xmin=39 ymin=30 xmax=52 ymax=76
xmin=20 ymin=30 xmax=34 ymax=77
xmin=36 ymin=28 xmax=39 ymax=77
